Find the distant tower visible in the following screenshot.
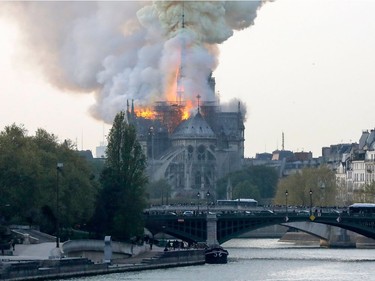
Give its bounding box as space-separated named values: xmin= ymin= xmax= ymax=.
xmin=126 ymin=99 xmax=130 ymax=120
xmin=282 ymin=132 xmax=285 ymax=151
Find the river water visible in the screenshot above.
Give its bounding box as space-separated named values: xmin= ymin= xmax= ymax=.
xmin=62 ymin=239 xmax=375 ymax=281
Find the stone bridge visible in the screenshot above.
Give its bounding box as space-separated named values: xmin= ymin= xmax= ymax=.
xmin=144 ymin=211 xmax=375 ymax=246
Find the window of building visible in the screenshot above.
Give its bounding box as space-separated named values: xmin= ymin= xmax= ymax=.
xmin=187 ymin=145 xmax=194 ymax=160
xmin=197 ymin=145 xmax=206 ymax=161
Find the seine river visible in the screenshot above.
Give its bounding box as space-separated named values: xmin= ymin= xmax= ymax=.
xmin=62 ymin=239 xmax=375 ymax=281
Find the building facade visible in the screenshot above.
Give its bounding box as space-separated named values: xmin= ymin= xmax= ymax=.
xmin=331 ymin=130 xmax=375 ymax=204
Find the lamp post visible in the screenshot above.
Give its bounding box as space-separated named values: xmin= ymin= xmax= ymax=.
xmin=161 ymin=185 xmax=164 ymax=206
xmin=197 ymin=192 xmax=200 ymax=215
xmin=285 ymin=190 xmax=288 ymax=215
xmin=56 ymin=162 xmax=63 ymax=248
xmin=309 ymin=189 xmax=313 ymax=216
xmin=149 ymin=126 xmax=154 ymax=178
xmin=206 ymin=190 xmax=210 ymax=213
xmin=149 ymin=126 xmax=154 ymax=161
xmin=162 ymin=225 xmax=166 ymax=247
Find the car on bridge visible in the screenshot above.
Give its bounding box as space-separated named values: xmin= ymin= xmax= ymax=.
xmin=297 ymin=210 xmax=310 ymax=216
xmin=256 ymin=210 xmax=275 ymax=215
xmin=183 ymin=210 xmax=194 ymax=216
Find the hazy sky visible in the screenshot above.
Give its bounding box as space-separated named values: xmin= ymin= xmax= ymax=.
xmin=1 ymin=0 xmax=374 ymax=158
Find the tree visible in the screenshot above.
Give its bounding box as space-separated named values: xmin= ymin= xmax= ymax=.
xmin=0 ymin=124 xmax=99 ymax=236
xmin=355 ymin=181 xmax=375 ymax=203
xmin=216 ymin=165 xmax=278 ymax=202
xmin=94 ymin=111 xmax=148 ymax=241
xmin=233 ymin=180 xmax=260 ymax=200
xmin=146 ymin=179 xmax=171 ymax=205
xmin=274 ymin=166 xmax=337 ymax=207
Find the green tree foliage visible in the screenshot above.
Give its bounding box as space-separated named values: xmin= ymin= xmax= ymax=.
xmin=364 ymin=182 xmax=375 ymax=202
xmin=216 ymin=165 xmax=278 ymax=202
xmin=0 ymin=124 xmax=99 ymax=236
xmin=232 ymin=180 xmax=261 ymax=199
xmin=353 ymin=181 xmax=375 ymax=203
xmin=146 ymin=179 xmax=171 ymax=205
xmin=274 ymin=166 xmax=337 ymax=207
xmin=93 ymin=112 xmax=147 ymax=241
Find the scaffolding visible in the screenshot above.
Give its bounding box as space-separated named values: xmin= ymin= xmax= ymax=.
xmin=154 ymin=101 xmax=187 ymax=134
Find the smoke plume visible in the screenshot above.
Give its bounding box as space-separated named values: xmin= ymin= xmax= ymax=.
xmin=1 ymin=1 xmax=268 ymax=123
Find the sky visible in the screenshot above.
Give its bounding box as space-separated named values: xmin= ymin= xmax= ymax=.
xmin=1 ymin=0 xmax=375 ymax=158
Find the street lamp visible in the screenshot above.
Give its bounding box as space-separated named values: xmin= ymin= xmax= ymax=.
xmin=56 ymin=162 xmax=63 ymax=248
xmin=309 ymin=189 xmax=313 ymax=216
xmin=149 ymin=126 xmax=154 ymax=180
xmin=206 ymin=190 xmax=210 ymax=212
xmin=149 ymin=126 xmax=154 ymax=161
xmin=197 ymin=192 xmax=200 ymax=215
xmin=161 ymin=185 xmax=164 ymax=206
xmin=285 ymin=190 xmax=288 ymax=215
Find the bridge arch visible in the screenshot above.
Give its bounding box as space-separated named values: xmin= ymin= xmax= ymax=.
xmin=282 ymin=222 xmax=329 ymax=240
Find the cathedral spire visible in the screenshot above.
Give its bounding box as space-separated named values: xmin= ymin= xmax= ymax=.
xmin=196 ymin=94 xmax=201 ymax=114
xmin=182 ymin=2 xmax=185 ymax=29
xmin=176 ymin=3 xmax=186 ymax=104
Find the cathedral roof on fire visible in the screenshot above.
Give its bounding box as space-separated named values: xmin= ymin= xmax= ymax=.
xmin=171 ymin=111 xmax=216 ymax=140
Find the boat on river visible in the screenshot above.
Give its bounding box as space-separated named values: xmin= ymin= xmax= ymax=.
xmin=205 ymin=245 xmax=228 ymax=264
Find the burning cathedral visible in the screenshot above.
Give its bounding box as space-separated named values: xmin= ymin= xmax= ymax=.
xmin=126 ymin=79 xmax=245 ymax=200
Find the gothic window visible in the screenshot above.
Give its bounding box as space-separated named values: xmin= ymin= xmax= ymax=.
xmin=188 ymin=145 xmax=194 ymax=160
xmin=197 ymin=145 xmax=206 ymax=161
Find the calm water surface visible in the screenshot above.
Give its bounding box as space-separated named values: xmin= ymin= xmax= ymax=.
xmin=63 ymin=239 xmax=375 ymax=281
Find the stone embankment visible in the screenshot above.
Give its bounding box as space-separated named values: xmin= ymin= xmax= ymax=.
xmin=279 ymin=231 xmax=375 ymax=248
xmin=0 ymin=244 xmax=205 ymax=281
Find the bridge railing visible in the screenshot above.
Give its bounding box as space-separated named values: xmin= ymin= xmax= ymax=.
xmin=144 ymin=206 xmax=348 ymax=217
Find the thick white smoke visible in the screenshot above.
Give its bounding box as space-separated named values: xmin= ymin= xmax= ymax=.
xmin=0 ymin=1 xmax=268 ymax=123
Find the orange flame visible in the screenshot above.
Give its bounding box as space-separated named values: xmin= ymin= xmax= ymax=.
xmin=165 ymin=68 xmax=179 ymax=102
xmin=182 ymin=100 xmax=193 ymax=120
xmin=134 ymin=107 xmax=156 ymax=119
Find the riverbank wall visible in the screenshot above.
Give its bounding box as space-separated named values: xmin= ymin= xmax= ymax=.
xmin=0 ymin=249 xmax=205 ymax=281
xmin=279 ymin=231 xmax=375 ymax=248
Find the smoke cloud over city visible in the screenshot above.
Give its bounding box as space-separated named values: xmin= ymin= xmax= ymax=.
xmin=1 ymin=1 xmax=268 ymax=123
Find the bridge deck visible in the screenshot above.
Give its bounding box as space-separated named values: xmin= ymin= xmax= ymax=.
xmin=144 ymin=208 xmax=375 ymax=244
